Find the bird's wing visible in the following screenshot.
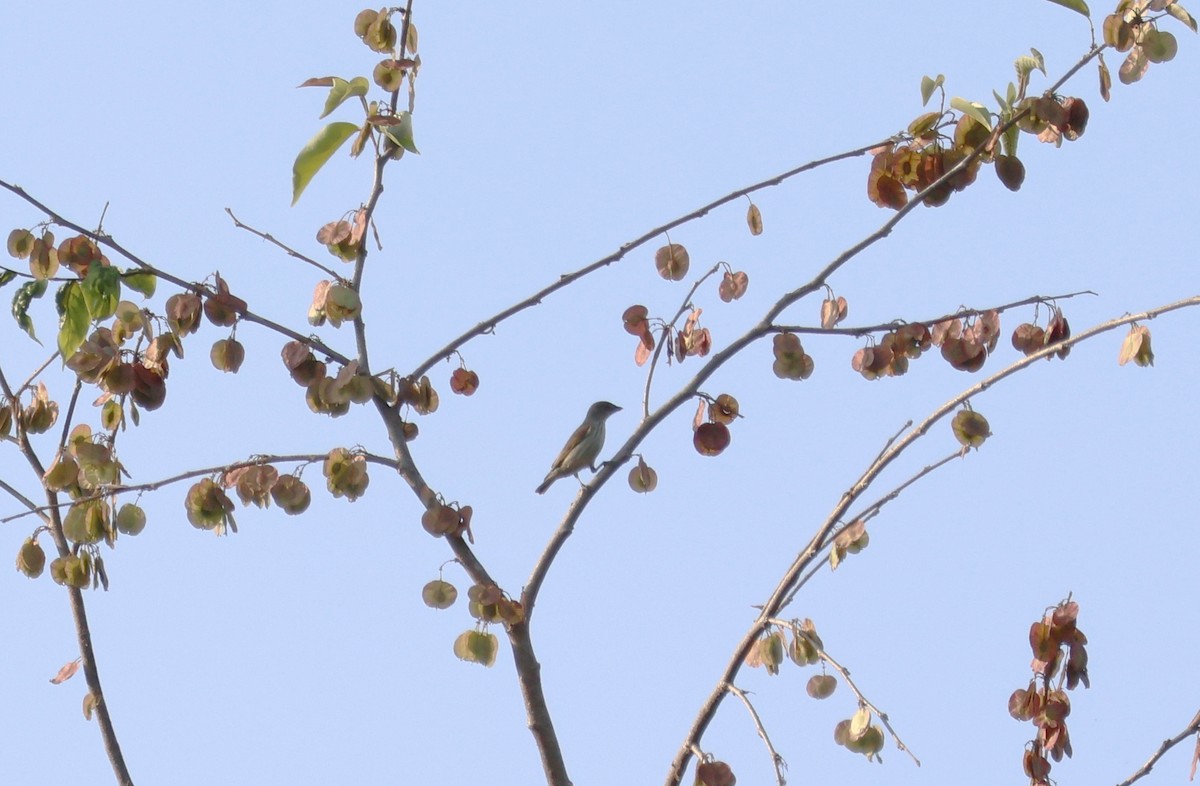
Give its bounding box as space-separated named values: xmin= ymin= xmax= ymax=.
xmin=550 ymin=420 xmax=594 ymax=469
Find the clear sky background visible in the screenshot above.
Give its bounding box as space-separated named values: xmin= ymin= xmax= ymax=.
xmin=3 ymin=2 xmax=1199 ymax=785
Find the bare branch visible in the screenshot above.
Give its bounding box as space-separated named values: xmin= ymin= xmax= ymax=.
xmin=781 ymin=449 xmax=962 ymax=611
xmin=19 ymin=352 xmax=61 ymax=396
xmin=871 ymin=420 xmax=913 ymax=467
xmin=508 ymin=623 xmax=572 ymax=786
xmin=846 ymin=450 xmax=962 ymax=531
xmin=408 ymin=138 xmax=893 ymax=381
xmin=56 ymin=379 xmax=83 ymax=455
xmin=726 ymin=684 xmax=788 ymax=786
xmin=0 ymin=478 xmax=47 ymax=523
xmin=225 ymin=208 xmax=342 ymax=279
xmin=1116 ymin=708 xmax=1200 ymax=786
xmin=394 ymin=0 xmax=415 ymax=114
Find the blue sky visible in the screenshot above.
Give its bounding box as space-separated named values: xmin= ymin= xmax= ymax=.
xmin=3 ymin=2 xmax=1199 ymax=784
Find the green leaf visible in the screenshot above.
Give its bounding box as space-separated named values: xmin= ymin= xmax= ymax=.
xmin=1030 ymin=48 xmax=1046 ymax=73
xmin=1001 ymin=111 xmax=1020 ymax=157
xmin=291 ymin=121 xmax=360 ymax=206
xmin=1014 ymin=49 xmax=1047 ymax=100
xmin=920 ymin=74 xmax=944 ymax=106
xmin=1168 ymin=2 xmax=1198 ymax=33
xmin=1143 ymin=29 xmax=1178 ymax=62
xmin=0 ymin=269 xmax=16 ymax=289
xmin=1015 ymin=52 xmax=1046 ymax=81
xmin=82 ymin=262 xmax=121 ymax=320
xmin=382 ymin=111 xmax=419 ymax=154
xmin=907 ymin=111 xmax=941 ymax=137
xmin=951 ymin=97 xmax=993 ymax=130
xmin=1014 ymin=55 xmax=1038 ymax=82
xmin=121 ymin=270 xmax=157 ymax=298
xmin=12 ymin=279 xmax=48 ymax=343
xmin=54 ymin=279 xmax=70 ymax=316
xmin=1044 ymin=0 xmax=1090 ymax=17
xmin=320 ymin=76 xmax=371 ymax=119
xmin=57 ymin=282 xmax=89 ymax=361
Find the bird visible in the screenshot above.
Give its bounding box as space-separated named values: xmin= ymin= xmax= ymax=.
xmin=535 ymin=401 xmax=622 ymax=494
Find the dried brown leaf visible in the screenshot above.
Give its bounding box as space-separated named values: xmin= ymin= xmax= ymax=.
xmin=50 ymin=659 xmax=81 ymax=685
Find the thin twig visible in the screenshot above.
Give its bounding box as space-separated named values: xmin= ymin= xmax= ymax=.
xmin=1 ymin=451 xmax=399 ymax=525
xmin=771 ymin=290 xmax=1098 ymax=337
xmin=0 ymin=264 xmax=79 ymax=283
xmin=0 ymin=478 xmax=47 ymax=523
xmin=1115 ymin=708 xmax=1200 ymax=786
xmin=779 ymin=627 xmax=921 ymax=766
xmin=409 ymin=138 xmax=893 ymax=381
xmin=393 ymin=0 xmax=415 ymax=115
xmin=781 ymin=449 xmax=962 ymax=611
xmin=0 ymin=372 xmax=46 ymax=521
xmin=56 ymin=379 xmax=83 ymax=455
xmin=847 ymin=449 xmax=962 ymax=527
xmin=641 ymin=262 xmax=723 ymax=418
xmin=0 ymin=179 xmax=352 ymax=366
xmin=19 ymin=352 xmax=61 ymax=396
xmin=726 ymin=683 xmax=788 ymax=786
xmin=224 ymin=208 xmax=342 ymax=279
xmin=867 ymin=421 xmax=913 ymax=476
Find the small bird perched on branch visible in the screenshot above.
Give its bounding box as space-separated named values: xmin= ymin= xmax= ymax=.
xmin=535 ymin=401 xmax=622 ymax=494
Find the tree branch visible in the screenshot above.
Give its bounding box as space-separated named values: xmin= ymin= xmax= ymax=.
xmin=641 ymin=262 xmax=723 ymax=417
xmin=18 ymin=352 xmax=61 ymax=396
xmin=526 ymin=39 xmax=1114 ymax=619
xmin=781 ymin=449 xmax=963 ymax=612
xmin=319 ymin=9 xmax=571 ymax=783
xmin=781 ymin=626 xmax=921 ymax=766
xmin=1 ymin=451 xmax=399 ymax=525
xmin=0 ymin=365 xmax=133 ymax=785
xmin=0 ymin=179 xmax=353 ymax=366
xmin=408 ymin=138 xmax=893 ymax=381
xmin=665 ymin=295 xmax=1200 ymax=785
xmin=770 ymin=289 xmax=1097 ymax=337
xmin=1115 ymin=708 xmax=1200 ymax=786
xmin=224 ymin=208 xmax=343 ymax=279
xmin=726 ymin=684 xmax=788 ymax=786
